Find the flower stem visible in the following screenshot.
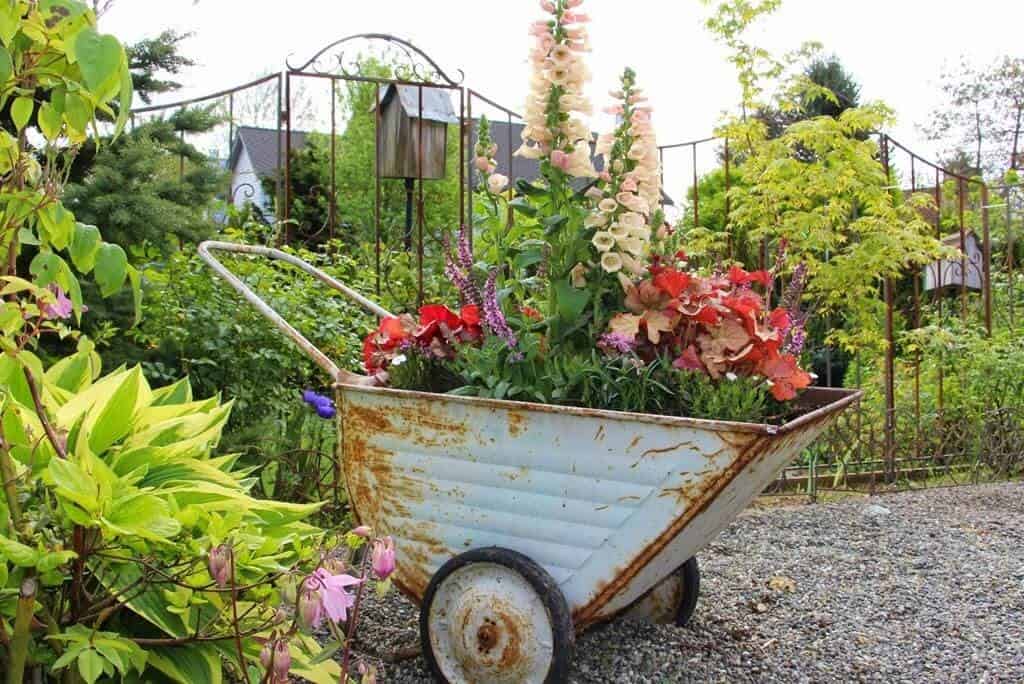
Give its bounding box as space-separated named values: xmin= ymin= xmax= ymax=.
xmin=7 ymin=578 xmax=36 ymax=684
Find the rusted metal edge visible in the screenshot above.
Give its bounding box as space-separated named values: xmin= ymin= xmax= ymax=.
xmin=336 ymin=384 xmax=862 ymax=437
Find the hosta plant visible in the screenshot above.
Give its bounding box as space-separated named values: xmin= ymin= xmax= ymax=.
xmin=0 ymin=346 xmax=389 ymax=682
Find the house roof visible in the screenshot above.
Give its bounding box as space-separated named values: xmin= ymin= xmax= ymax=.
xmin=371 ymin=84 xmax=459 ymax=124
xmin=228 ymin=126 xmax=309 ymax=178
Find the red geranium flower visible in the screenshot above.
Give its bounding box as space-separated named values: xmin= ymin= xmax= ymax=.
xmin=653 ymin=268 xmax=691 ymax=298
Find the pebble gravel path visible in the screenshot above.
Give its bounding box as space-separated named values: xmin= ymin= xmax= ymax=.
xmin=350 ymin=482 xmax=1024 ymax=683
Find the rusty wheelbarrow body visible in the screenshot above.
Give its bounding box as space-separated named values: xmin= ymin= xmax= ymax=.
xmin=199 ymin=241 xmax=861 ymax=684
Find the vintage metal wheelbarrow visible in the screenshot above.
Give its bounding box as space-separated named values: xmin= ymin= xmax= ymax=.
xmin=199 ymin=241 xmax=861 ymax=684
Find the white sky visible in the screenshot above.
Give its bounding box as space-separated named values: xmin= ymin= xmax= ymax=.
xmin=101 ymin=0 xmax=1022 ymax=200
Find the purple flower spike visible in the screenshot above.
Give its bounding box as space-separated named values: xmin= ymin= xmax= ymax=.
xmin=482 ymin=268 xmax=518 ymax=351
xmin=316 ymin=404 xmax=336 ymax=419
xmin=302 ymin=389 xmax=318 ymax=404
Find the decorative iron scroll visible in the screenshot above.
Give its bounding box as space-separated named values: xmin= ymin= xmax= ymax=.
xmin=232 ymin=182 xmax=256 ymax=204
xmin=286 ymin=33 xmax=464 ymax=85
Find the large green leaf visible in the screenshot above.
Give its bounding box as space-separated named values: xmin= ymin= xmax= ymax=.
xmin=0 ymin=3 xmax=21 ymax=46
xmin=553 ymin=277 xmax=591 ymax=323
xmin=48 ymin=457 xmax=100 ymax=514
xmin=77 ymin=649 xmax=106 ymax=684
xmin=38 ymin=101 xmax=63 ymax=140
xmin=11 ymin=95 xmax=33 ymax=131
xmin=80 ymin=365 xmax=145 ymax=455
xmin=64 ymin=92 xmax=92 ymax=134
xmin=38 ymin=201 xmax=76 ymax=250
xmin=149 ymin=378 xmax=193 ymax=407
xmin=68 ymin=27 xmax=122 ymax=91
xmin=102 ymin=492 xmax=181 ymax=541
xmin=70 ymin=223 xmax=101 ymax=273
xmin=29 ymin=251 xmax=64 ymax=287
xmin=145 ymin=645 xmax=222 ymax=684
xmin=94 ymin=242 xmax=128 ymax=296
xmin=0 ymin=46 xmax=11 ymax=84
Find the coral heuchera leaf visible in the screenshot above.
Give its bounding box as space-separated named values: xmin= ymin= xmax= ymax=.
xmin=652 ymin=268 xmax=691 ymax=298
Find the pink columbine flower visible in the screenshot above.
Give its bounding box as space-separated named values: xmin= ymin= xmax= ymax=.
xmin=303 ymin=568 xmax=362 ymax=626
xmin=550 ymin=150 xmax=571 ymax=171
xmin=352 ymin=525 xmax=372 ymax=538
xmin=298 ymin=588 xmax=324 ymax=629
xmin=372 ymin=536 xmax=396 ymax=580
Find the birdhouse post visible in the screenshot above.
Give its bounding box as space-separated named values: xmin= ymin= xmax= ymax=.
xmin=372 ymin=84 xmax=458 ymax=249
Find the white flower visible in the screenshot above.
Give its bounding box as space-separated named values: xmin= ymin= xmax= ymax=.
xmin=600 ymin=252 xmax=623 ymax=273
xmin=619 ymin=212 xmax=644 ymax=229
xmin=585 ymin=212 xmax=608 ymax=229
xmin=391 ymin=354 xmax=408 ymax=367
xmin=598 ymin=198 xmax=618 ymax=213
xmin=591 ymin=231 xmax=615 ymax=252
xmin=628 ymin=226 xmax=651 ymax=241
xmin=487 ymin=173 xmax=509 ymax=194
xmin=515 ymin=143 xmax=544 ymax=160
xmin=608 ymin=223 xmax=628 ymax=239
xmin=618 ymin=236 xmax=645 ymax=256
xmin=725 ymin=372 xmax=738 ymax=381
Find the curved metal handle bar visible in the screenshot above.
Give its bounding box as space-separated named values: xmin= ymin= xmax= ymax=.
xmin=197 ymin=241 xmax=392 ymax=386
xmin=285 ymin=33 xmax=464 ymax=85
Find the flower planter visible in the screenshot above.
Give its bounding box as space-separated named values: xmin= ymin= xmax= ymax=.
xmin=200 ymin=240 xmax=860 ymax=684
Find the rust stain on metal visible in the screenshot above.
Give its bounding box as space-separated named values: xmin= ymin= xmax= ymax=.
xmin=573 ymin=431 xmax=766 ymax=626
xmin=641 ymin=440 xmax=698 ymax=459
xmin=496 ymin=610 xmax=524 ymax=670
xmin=507 ymin=411 xmax=527 ymax=438
xmin=627 ymin=435 xmax=641 ymax=450
xmin=346 ymin=404 xmax=392 ymax=434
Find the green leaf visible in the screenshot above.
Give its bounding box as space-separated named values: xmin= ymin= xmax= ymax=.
xmin=553 ymin=277 xmax=591 ymax=323
xmin=94 ymin=242 xmax=128 ymax=296
xmin=38 ymin=201 xmax=76 ymax=250
xmin=64 ymin=92 xmax=92 ymax=134
xmin=77 ymin=649 xmax=106 ymax=684
xmin=114 ymin=54 xmax=132 ymax=135
xmin=37 ymin=549 xmax=78 ymax=573
xmin=82 ymin=364 xmax=143 ymax=455
xmin=49 ymin=458 xmax=99 ymax=513
xmin=127 ymin=265 xmax=142 ymax=326
xmin=11 ymin=96 xmax=33 ymax=131
xmin=29 ymin=251 xmax=64 ymax=287
xmin=68 ymin=28 xmax=122 ymax=92
xmin=509 ymin=197 xmax=537 ymax=217
xmin=0 ymin=534 xmax=39 ymax=567
xmin=0 ymin=46 xmax=11 ymax=84
xmin=0 ymin=3 xmax=20 ymax=46
xmin=514 ymin=178 xmax=546 ymax=196
xmin=38 ymin=101 xmax=63 ymax=141
xmin=70 ymin=223 xmax=101 ymax=273
xmin=103 ymin=492 xmax=181 ymax=541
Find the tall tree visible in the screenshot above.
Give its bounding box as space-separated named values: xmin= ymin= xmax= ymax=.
xmin=923 ymin=56 xmax=1024 ymax=177
xmin=127 ymin=30 xmax=195 ymax=104
xmin=758 ymin=55 xmax=862 ymax=138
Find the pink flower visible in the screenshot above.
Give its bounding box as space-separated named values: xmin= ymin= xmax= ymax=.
xmin=372 ymin=537 xmax=396 ymax=580
xmin=599 ymin=171 xmax=612 ymax=182
xmin=351 ymin=525 xmax=372 ymax=538
xmin=208 ymin=545 xmax=231 ymax=587
xmin=550 ymin=149 xmax=571 ymax=171
xmin=566 ymin=0 xmax=583 ymax=7
xmin=540 ymin=0 xmax=555 ymax=11
xmin=300 ymin=568 xmax=363 ymax=628
xmin=620 ymin=178 xmax=638 ymax=192
xmin=603 ymin=105 xmax=624 ymax=115
xmin=529 ymin=21 xmax=551 ymax=36
xmin=40 ymin=285 xmax=73 ymax=320
xmin=474 ymin=156 xmax=492 ymax=172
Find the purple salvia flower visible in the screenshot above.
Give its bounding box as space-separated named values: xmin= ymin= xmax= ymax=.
xmin=457 ymin=224 xmax=475 ymax=273
xmin=780 ymin=263 xmax=808 ymax=313
xmin=597 ymin=332 xmax=636 ymax=355
xmin=482 ymin=268 xmax=518 ymax=351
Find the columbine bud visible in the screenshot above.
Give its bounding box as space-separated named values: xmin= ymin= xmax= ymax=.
xmin=352 ymin=525 xmax=372 ymax=538
xmin=208 ymin=545 xmax=231 ymax=587
xmin=260 ymin=641 xmax=274 ymax=669
xmin=273 ymin=640 xmax=292 ymax=680
xmin=298 ymin=588 xmax=323 ymax=630
xmin=371 ymin=536 xmax=396 ymax=581
xmin=279 ymin=575 xmax=297 ymax=605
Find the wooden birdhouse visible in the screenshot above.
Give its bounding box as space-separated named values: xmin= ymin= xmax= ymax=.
xmin=371 ymin=84 xmax=458 ymax=180
xmin=923 ymin=231 xmax=984 ymax=292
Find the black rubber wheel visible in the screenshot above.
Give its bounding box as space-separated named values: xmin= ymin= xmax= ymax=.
xmin=419 ymin=546 xmax=574 ymax=684
xmin=674 ymin=556 xmax=701 ymax=627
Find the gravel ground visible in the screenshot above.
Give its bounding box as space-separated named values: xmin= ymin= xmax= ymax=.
xmin=349 ymin=482 xmax=1024 ymax=683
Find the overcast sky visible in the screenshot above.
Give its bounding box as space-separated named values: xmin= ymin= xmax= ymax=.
xmin=100 ymin=0 xmax=1021 ymax=198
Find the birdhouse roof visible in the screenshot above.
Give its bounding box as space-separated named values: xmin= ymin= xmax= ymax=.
xmin=371 ymin=84 xmax=459 ymax=124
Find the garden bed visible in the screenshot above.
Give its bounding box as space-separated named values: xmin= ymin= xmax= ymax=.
xmin=352 ymin=482 xmax=1024 ymax=682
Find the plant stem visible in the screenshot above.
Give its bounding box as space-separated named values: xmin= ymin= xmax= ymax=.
xmin=0 ymin=423 xmax=23 ymax=531
xmin=7 ymin=578 xmax=37 ymax=684
xmin=229 ymin=548 xmax=251 ymax=684
xmin=339 ymin=550 xmax=372 ymax=682
xmin=22 ymin=368 xmax=67 ymax=459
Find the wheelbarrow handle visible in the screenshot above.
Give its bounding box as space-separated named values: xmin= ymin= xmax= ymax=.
xmin=197 ymin=240 xmax=392 ymax=386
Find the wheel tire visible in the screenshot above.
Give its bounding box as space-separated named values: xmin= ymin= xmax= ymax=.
xmin=622 ymin=556 xmax=701 ymax=627
xmin=674 ymin=556 xmax=700 ymax=627
xmin=419 ymin=547 xmax=574 ymax=684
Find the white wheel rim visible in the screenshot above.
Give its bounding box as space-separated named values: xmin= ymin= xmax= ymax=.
xmin=428 ymin=562 xmax=555 ymax=684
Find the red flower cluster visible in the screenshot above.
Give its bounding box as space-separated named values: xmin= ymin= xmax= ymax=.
xmin=607 ymin=264 xmax=812 ymax=401
xmin=363 ymin=304 xmax=481 ymax=374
